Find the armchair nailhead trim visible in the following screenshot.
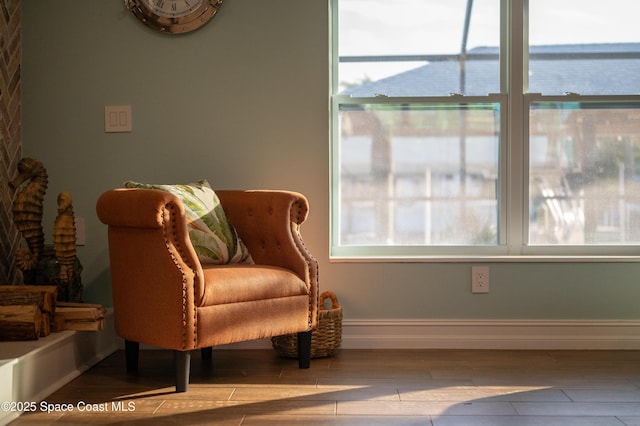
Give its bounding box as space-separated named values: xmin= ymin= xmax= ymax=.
xmin=161 ymin=203 xmax=198 ymax=350
xmin=291 ymin=199 xmax=319 ymax=330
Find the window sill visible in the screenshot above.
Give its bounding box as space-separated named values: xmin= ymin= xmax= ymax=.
xmin=329 ymin=255 xmax=640 ymax=263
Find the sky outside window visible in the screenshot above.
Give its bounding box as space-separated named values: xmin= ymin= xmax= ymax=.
xmin=338 ymin=0 xmax=640 ymax=91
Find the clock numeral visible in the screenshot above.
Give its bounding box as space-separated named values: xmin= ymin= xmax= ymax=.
xmin=153 ymin=0 xmax=195 ymax=13
xmin=131 ymin=0 xmax=218 ymax=33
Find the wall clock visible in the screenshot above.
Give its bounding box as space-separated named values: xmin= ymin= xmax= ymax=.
xmin=125 ymin=0 xmax=223 ymax=34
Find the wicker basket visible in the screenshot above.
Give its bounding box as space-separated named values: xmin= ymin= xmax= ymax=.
xmin=272 ymin=291 xmax=343 ymax=359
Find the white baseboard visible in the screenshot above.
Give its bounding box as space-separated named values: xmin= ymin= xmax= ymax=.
xmin=340 ymin=319 xmax=640 ymax=350
xmin=222 ymin=319 xmax=640 ymax=351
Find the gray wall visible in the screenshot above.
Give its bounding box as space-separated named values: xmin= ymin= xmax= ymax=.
xmin=21 ymin=0 xmax=640 ymax=320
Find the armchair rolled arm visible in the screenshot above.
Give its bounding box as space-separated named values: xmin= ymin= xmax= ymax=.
xmin=97 ymin=188 xmax=180 ymax=228
xmin=216 ymin=190 xmax=319 ymax=329
xmin=96 ymin=189 xmax=203 ymax=350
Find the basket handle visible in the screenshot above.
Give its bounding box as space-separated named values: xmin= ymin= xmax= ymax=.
xmin=319 ymin=291 xmax=340 ymax=310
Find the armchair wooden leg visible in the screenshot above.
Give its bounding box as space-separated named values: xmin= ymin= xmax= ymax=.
xmin=175 ymin=350 xmax=191 ymax=393
xmin=297 ymin=331 xmax=312 ymax=369
xmin=125 ymin=340 xmax=139 ymax=374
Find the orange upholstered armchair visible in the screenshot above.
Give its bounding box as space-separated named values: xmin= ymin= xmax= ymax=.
xmin=96 ymin=188 xmax=319 ymax=392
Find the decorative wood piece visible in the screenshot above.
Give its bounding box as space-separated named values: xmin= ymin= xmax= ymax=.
xmin=64 ymin=319 xmax=105 ymax=331
xmin=0 ymin=286 xmax=103 ymax=337
xmin=57 ymin=301 xmax=103 ymax=309
xmin=51 ymin=314 xmax=66 ymax=333
xmin=54 ymin=302 xmax=106 ymax=331
xmin=9 ymin=158 xmax=48 ymax=271
xmin=0 ymin=305 xmax=42 ymax=341
xmin=9 ymin=157 xmax=84 ymax=302
xmin=53 ymin=192 xmax=77 ymax=286
xmin=0 ymin=291 xmax=49 ymax=309
xmin=0 ymin=285 xmax=57 ymax=339
xmin=55 ymin=306 xmax=105 ymax=321
xmin=0 ymin=285 xmax=57 ymax=312
xmin=40 ymin=314 xmax=51 ymax=337
xmin=32 ymin=248 xmax=84 ymax=303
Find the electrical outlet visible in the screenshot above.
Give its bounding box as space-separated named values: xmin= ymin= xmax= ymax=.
xmin=472 ymin=266 xmax=489 ymax=293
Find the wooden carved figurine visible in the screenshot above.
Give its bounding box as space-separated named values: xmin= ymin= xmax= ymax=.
xmin=9 ymin=157 xmax=83 ymax=302
xmin=9 ymin=157 xmax=48 ymax=271
xmin=53 ymin=191 xmax=77 ymax=285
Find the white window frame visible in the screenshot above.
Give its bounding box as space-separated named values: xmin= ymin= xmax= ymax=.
xmin=329 ymin=0 xmax=640 ymax=261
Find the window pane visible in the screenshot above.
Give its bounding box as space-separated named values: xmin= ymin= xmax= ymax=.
xmin=529 ymin=102 xmax=640 ymax=245
xmin=337 ymin=0 xmax=500 ymax=96
xmin=528 ymin=0 xmax=640 ymax=95
xmin=339 ymin=102 xmax=500 ymax=246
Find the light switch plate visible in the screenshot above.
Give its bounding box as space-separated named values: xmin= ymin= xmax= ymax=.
xmin=104 ymin=105 xmax=132 ymax=132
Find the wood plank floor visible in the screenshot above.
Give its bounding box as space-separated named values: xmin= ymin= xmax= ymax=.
xmin=10 ymin=348 xmax=640 ymax=425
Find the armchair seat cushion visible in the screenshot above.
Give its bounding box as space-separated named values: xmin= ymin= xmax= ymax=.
xmin=201 ymin=264 xmax=309 ymax=306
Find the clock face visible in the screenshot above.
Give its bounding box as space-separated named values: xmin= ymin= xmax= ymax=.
xmin=142 ymin=0 xmax=203 ymax=19
xmin=126 ymin=0 xmax=223 ymax=34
